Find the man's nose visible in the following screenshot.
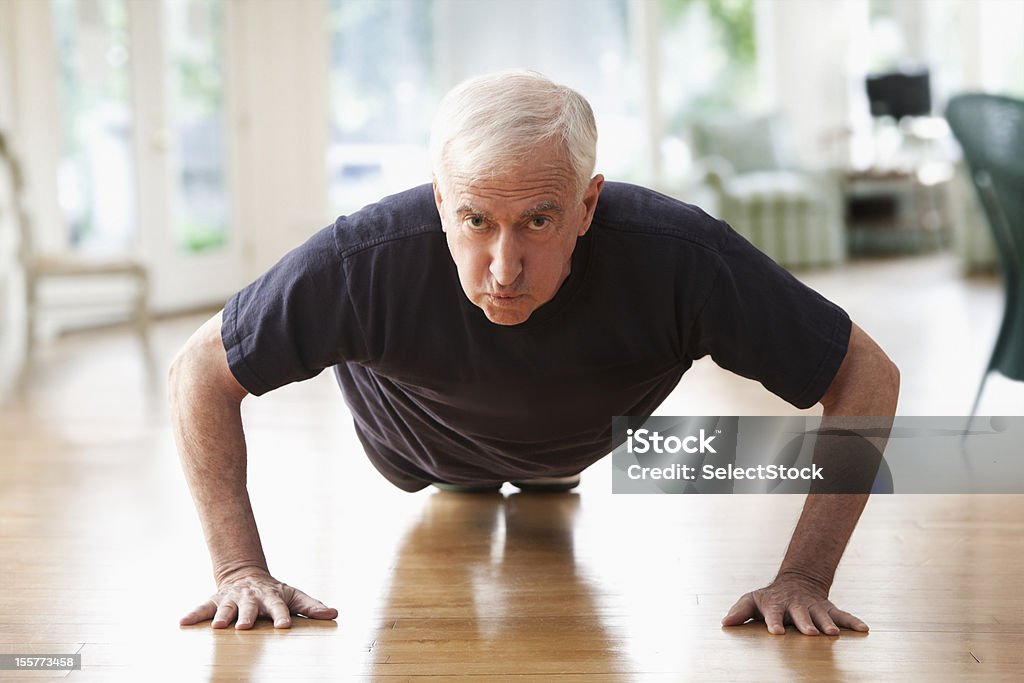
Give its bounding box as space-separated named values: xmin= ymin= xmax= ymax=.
xmin=489 ymin=230 xmax=523 ymax=287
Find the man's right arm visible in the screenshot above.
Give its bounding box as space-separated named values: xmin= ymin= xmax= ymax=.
xmin=168 ymin=310 xmax=338 ymax=629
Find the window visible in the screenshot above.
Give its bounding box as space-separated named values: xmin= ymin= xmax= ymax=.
xmin=326 ymin=0 xmax=639 ymax=213
xmin=661 ymin=0 xmax=757 ymax=117
xmin=659 ymin=0 xmax=758 ymax=184
xmin=327 ymin=0 xmax=438 ymax=215
xmin=54 ymin=0 xmax=135 ymax=253
xmin=165 ymin=0 xmax=230 ymax=253
xmin=869 ymin=0 xmax=1024 ymax=108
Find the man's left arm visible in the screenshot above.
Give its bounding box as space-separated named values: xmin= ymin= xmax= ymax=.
xmin=721 ymin=321 xmax=900 ymax=636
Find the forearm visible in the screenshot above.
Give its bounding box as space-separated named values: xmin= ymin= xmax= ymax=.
xmin=168 ymin=317 xmax=268 ymax=585
xmin=777 ymin=413 xmax=894 ymax=589
xmin=776 ymin=492 xmax=868 ymax=589
xmin=776 ymin=427 xmax=891 ymax=588
xmin=777 ymin=331 xmax=900 ymax=589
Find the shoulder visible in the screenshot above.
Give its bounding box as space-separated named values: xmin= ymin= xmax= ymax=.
xmin=331 ymin=184 xmax=442 ymax=259
xmin=592 ymin=181 xmax=730 ymax=255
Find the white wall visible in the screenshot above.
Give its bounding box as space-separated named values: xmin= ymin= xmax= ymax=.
xmin=1 ymin=0 xmax=61 ymax=350
xmin=0 ymin=1 xmax=24 ymax=353
xmin=759 ymin=0 xmax=866 ymax=166
xmin=228 ymin=0 xmax=329 ymax=278
xmin=3 ymin=0 xmax=63 ymax=252
xmin=0 ymin=0 xmax=15 ymax=318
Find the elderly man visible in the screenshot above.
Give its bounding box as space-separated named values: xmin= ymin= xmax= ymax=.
xmin=170 ymin=71 xmax=899 ymax=636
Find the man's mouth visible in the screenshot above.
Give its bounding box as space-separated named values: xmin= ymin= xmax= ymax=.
xmin=487 ymin=293 xmax=523 ymax=305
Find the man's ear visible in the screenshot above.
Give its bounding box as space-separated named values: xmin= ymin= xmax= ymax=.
xmin=578 ymin=174 xmax=605 ymax=237
xmin=432 ymin=176 xmax=446 ymax=232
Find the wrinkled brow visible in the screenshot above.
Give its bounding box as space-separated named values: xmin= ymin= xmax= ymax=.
xmin=520 ymin=201 xmax=564 ymax=218
xmin=454 ymin=201 xmax=564 ymax=219
xmin=455 ymin=203 xmax=488 ymax=218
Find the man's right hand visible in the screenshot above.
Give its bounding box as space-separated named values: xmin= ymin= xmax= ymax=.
xmin=171 ymin=312 xmax=337 ymax=631
xmin=179 ymin=568 xmax=339 ymax=630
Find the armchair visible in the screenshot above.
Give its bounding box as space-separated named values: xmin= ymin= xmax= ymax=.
xmin=690 ymin=113 xmax=846 ymax=268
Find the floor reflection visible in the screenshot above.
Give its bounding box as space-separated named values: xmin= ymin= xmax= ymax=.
xmin=365 ymin=491 xmax=625 ymax=675
xmin=720 ymin=616 xmax=854 ymax=679
xmin=199 ymin=580 xmax=340 ymax=682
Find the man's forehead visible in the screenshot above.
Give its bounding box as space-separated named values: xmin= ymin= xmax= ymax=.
xmin=445 ymin=152 xmax=575 ymax=192
xmin=445 ymin=167 xmax=575 ymax=210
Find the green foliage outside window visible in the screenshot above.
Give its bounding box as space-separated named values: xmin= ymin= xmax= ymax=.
xmin=664 ymin=0 xmax=756 ymax=67
xmin=178 ymin=218 xmax=226 ymax=253
xmin=661 ymin=0 xmax=757 ymax=122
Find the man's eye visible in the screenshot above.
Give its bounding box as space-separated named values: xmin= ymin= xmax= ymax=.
xmin=528 ymin=217 xmax=549 ymax=230
xmin=466 ymin=216 xmax=486 ymax=228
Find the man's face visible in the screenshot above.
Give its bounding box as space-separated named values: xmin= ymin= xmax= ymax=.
xmin=434 ymin=148 xmax=604 ymax=326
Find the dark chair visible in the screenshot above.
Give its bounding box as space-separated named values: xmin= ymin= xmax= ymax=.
xmin=945 ymin=94 xmax=1024 ymax=417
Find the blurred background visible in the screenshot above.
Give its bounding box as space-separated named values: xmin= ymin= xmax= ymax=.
xmin=3 ymin=5 xmax=1023 ymax=674
xmin=0 ymin=0 xmax=1022 ymax=413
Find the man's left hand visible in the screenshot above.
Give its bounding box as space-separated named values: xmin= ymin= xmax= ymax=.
xmin=721 ymin=575 xmax=869 ymax=636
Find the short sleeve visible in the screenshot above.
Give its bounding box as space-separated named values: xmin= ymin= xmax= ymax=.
xmin=221 ymin=223 xmax=367 ymax=396
xmin=684 ymin=223 xmax=851 ymax=409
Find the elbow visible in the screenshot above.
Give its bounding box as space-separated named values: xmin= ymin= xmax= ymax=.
xmin=167 ymin=344 xmax=197 ymax=408
xmin=885 ymin=356 xmax=901 ymax=413
xmin=168 ymin=311 xmax=248 ymax=407
xmin=888 ymin=357 xmax=901 ymax=392
xmin=824 ymin=322 xmax=901 ymax=415
xmin=166 ymin=323 xmax=217 ymax=405
xmin=860 ymin=347 xmax=900 ymax=415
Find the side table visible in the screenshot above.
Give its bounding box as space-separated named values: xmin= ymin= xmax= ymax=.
xmin=844 ymin=162 xmax=955 ymax=254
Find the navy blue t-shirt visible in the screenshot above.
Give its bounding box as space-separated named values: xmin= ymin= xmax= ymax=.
xmin=222 ymin=182 xmax=851 ymax=491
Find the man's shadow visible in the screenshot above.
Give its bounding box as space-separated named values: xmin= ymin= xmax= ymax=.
xmin=363 ymin=490 xmax=623 ymax=675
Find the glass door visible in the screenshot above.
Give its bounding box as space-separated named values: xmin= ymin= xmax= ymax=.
xmin=52 ymin=0 xmax=243 ymax=311
xmin=164 ymin=0 xmax=231 ymax=256
xmin=53 ymin=0 xmax=136 ymax=254
xmin=130 ymin=0 xmax=242 ymax=310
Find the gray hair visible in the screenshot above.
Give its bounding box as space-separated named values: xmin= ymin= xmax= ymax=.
xmin=429 ymin=70 xmax=598 ymax=199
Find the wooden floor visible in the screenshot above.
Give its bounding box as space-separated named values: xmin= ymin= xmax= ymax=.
xmin=1 ymin=251 xmax=1023 ymax=680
